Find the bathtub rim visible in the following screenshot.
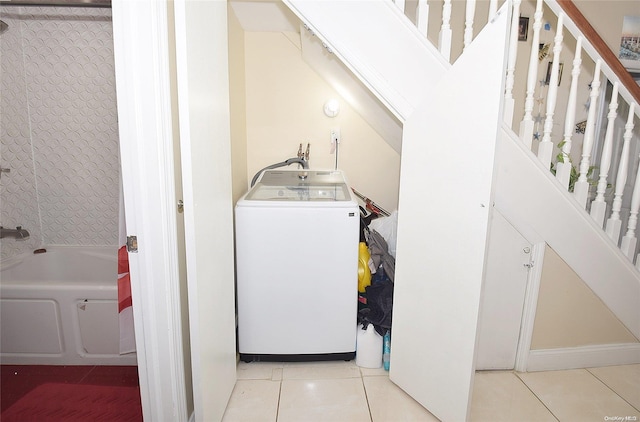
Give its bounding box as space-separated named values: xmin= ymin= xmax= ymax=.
xmin=1 ymin=244 xmax=117 ymax=264
xmin=0 ymin=244 xmax=118 ymax=278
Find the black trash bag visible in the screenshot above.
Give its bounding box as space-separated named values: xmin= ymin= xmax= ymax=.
xmin=361 ymin=279 xmax=393 ymax=336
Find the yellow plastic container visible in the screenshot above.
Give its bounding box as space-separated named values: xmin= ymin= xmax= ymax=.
xmin=358 ymin=242 xmax=372 ymax=293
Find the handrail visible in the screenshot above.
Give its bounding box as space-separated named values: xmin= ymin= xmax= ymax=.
xmin=556 ymin=0 xmax=640 ymax=105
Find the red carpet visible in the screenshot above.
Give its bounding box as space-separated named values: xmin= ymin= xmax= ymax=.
xmin=1 ymin=382 xmax=142 ymax=422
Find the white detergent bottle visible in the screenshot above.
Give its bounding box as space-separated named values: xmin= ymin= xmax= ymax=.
xmin=355 ymin=323 xmax=383 ymax=368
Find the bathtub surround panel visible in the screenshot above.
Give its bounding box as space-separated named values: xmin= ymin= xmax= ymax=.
xmin=77 ymin=300 xmax=121 ymax=355
xmin=0 ymin=6 xmax=119 ymax=260
xmin=0 ymin=299 xmax=63 ymax=354
xmin=0 ymin=8 xmax=42 ymax=258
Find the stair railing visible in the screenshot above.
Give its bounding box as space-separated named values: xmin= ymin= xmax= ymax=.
xmin=392 ymin=0 xmax=640 ymax=266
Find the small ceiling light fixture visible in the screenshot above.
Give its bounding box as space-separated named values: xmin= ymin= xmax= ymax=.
xmin=323 ymin=99 xmax=340 ymax=118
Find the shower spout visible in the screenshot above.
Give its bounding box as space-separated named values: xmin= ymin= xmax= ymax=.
xmin=0 ymin=226 xmax=30 ymax=240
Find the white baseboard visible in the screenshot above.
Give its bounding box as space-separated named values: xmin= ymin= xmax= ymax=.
xmin=526 ymin=343 xmax=640 ymax=372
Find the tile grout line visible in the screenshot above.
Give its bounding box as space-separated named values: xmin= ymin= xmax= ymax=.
xmin=274 ymin=369 xmax=283 ymax=422
xmin=585 ymin=367 xmax=640 ymax=413
xmin=359 ymin=368 xmax=375 ymax=422
xmin=512 ymin=371 xmax=561 ymax=422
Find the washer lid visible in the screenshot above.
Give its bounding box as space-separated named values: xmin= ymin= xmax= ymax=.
xmin=246 ymin=170 xmax=351 ymax=202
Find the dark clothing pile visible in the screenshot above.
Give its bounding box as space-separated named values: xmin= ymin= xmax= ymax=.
xmin=358 ymin=212 xmax=395 ymax=337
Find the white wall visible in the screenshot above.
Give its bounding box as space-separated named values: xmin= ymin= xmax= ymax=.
xmin=243 ymin=30 xmax=401 ymax=212
xmin=573 ymin=0 xmax=640 ymax=57
xmin=228 ymin=7 xmax=249 ymax=203
xmin=0 ymin=6 xmax=119 ymax=259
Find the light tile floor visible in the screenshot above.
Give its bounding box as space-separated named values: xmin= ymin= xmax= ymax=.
xmin=223 ymin=361 xmax=640 ymax=422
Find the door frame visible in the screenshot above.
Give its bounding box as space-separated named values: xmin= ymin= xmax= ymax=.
xmin=112 ymin=0 xmax=188 ymax=419
xmin=514 ymin=241 xmax=546 ymax=371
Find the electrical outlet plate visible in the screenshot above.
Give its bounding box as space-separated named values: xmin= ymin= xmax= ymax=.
xmin=331 ymin=128 xmax=341 ymax=144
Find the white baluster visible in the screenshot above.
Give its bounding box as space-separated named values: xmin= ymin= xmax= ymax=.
xmin=394 ymin=0 xmax=406 ymax=14
xmin=463 ymin=0 xmax=477 ymax=50
xmin=590 ymin=82 xmax=619 ymax=227
xmin=621 ymin=152 xmax=640 ymax=262
xmin=439 ymin=0 xmax=452 ymax=62
xmin=503 ymin=0 xmax=522 ymax=126
xmin=538 ymin=13 xmax=564 ymax=169
xmin=574 ymin=59 xmax=602 ymax=208
xmin=555 ymin=37 xmax=583 ymax=190
xmin=519 ymin=0 xmax=543 ymax=148
xmin=416 ymin=0 xmax=429 ymax=37
xmin=488 ymin=0 xmax=498 ymax=22
xmin=606 ymin=103 xmax=636 ymax=244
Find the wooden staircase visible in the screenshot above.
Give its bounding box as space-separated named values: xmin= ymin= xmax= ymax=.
xmin=283 ymin=0 xmax=640 ymax=343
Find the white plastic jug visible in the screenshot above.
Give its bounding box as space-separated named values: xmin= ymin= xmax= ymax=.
xmin=355 ymin=323 xmax=382 ymax=368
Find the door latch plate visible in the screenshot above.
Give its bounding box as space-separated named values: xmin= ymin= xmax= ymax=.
xmin=126 ymin=235 xmax=138 ymax=253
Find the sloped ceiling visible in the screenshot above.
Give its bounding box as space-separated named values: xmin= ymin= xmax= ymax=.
xmin=299 ymin=25 xmax=403 ymax=152
xmin=229 ymin=1 xmax=298 ymax=32
xmin=229 ymin=0 xmax=403 ymax=153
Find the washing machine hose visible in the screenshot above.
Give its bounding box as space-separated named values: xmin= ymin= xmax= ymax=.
xmin=250 ymin=157 xmax=309 ymax=187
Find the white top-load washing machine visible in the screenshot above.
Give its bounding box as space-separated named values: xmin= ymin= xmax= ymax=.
xmin=235 ymin=169 xmax=359 ymax=362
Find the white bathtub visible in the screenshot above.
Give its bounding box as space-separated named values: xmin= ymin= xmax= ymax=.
xmin=0 ymin=246 xmax=137 ymax=365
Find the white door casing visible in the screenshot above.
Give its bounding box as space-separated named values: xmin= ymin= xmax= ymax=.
xmin=112 ymin=0 xmax=188 ymax=419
